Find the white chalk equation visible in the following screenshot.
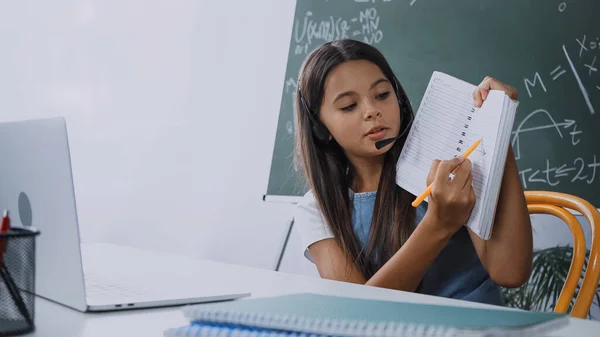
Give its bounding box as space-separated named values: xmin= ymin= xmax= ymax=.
xmin=284 ymin=77 xmax=298 ymax=136
xmin=293 ymin=7 xmax=385 ymax=56
xmin=285 ymin=77 xmax=297 ymax=95
xmin=511 ymin=109 xmax=581 ymax=160
xmin=515 ymin=34 xmax=600 ymax=190
xmin=519 ymin=155 xmax=600 ymax=189
xmin=559 ymin=2 xmax=567 ymax=12
xmin=523 ymin=34 xmax=600 ymax=115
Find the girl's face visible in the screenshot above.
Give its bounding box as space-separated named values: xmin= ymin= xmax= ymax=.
xmin=319 ymin=59 xmax=401 ymax=161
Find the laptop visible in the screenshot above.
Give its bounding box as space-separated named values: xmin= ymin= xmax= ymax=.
xmin=0 ymin=116 xmax=250 ymax=312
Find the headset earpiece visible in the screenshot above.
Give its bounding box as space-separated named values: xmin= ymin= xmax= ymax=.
xmin=299 ymin=89 xmax=331 ymax=144
xmin=311 ymin=123 xmax=331 ymax=144
xmin=392 ymin=76 xmax=414 ymax=140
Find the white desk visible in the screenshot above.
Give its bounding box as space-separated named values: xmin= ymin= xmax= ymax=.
xmin=24 ymin=247 xmax=600 ymax=337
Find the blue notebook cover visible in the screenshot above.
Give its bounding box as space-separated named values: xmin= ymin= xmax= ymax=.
xmin=165 ymin=293 xmax=569 ymax=337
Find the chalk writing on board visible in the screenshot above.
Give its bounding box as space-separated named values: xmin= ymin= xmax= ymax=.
xmin=285 ymin=77 xmax=297 ymax=94
xmin=563 ymin=44 xmax=595 ymax=114
xmin=518 ymin=155 xmax=600 ymax=188
xmin=522 ymin=36 xmax=599 ymax=116
xmin=574 ymin=34 xmax=600 ymax=56
xmin=585 ymin=56 xmax=597 ymax=76
xmin=550 ymin=65 xmax=566 ymax=80
xmin=356 ymin=8 xmax=384 ymax=44
xmin=559 ymin=2 xmax=567 ymax=13
xmin=511 ymin=109 xmax=580 ymax=160
xmin=293 ymin=7 xmax=385 ymax=56
xmin=293 ymin=11 xmax=350 ymax=55
xmin=524 ymin=72 xmax=547 ymax=98
xmin=285 ymin=77 xmax=298 ymax=136
xmin=514 ymin=32 xmax=599 ymax=192
xmin=286 ymin=121 xmax=294 ymax=136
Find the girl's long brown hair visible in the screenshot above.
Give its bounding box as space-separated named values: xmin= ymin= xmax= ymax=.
xmin=295 ymin=39 xmax=417 ymax=279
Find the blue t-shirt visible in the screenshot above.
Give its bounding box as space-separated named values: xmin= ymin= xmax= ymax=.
xmin=351 ymin=190 xmax=504 ymax=306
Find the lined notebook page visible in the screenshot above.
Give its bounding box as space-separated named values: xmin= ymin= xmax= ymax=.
xmin=396 ymin=71 xmax=505 ymax=236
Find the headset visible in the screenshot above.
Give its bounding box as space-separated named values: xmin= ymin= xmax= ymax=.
xmin=298 ymin=75 xmax=414 ymax=147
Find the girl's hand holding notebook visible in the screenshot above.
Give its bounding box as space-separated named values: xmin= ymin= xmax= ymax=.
xmin=473 ymin=75 xmax=519 ymax=108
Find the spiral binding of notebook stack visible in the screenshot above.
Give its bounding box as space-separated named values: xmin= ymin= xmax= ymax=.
xmin=165 ymin=323 xmax=330 ymax=337
xmin=0 ymin=223 xmax=40 ymax=337
xmin=176 ymin=310 xmax=456 ymax=337
xmin=165 ymin=321 xmax=455 ymax=337
xmin=163 ymin=293 xmax=569 ymax=337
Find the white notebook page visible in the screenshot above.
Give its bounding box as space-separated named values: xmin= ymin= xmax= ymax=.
xmin=396 ymin=72 xmax=505 ymax=235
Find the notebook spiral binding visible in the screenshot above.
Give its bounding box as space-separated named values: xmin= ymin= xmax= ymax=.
xmin=165 ymin=324 xmax=327 ymax=337
xmin=179 ymin=307 xmax=458 ymax=337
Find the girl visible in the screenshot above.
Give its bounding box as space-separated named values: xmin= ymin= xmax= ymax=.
xmin=293 ymin=39 xmax=532 ymax=305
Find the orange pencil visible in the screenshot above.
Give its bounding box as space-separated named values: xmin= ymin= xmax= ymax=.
xmin=411 ymin=139 xmax=482 ymax=207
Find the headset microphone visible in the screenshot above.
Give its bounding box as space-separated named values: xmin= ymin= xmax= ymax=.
xmin=374 ymin=107 xmax=413 ymax=150
xmin=375 ymin=137 xmax=397 ymax=150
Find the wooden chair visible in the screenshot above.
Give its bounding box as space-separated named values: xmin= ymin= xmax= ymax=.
xmin=525 ymin=191 xmax=600 ymax=318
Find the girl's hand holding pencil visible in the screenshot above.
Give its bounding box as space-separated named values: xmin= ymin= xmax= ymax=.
xmin=420 ymin=140 xmax=481 ymax=238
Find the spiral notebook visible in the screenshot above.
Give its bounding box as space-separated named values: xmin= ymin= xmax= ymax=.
xmin=164 ymin=293 xmax=569 ymax=337
xmin=396 ymin=71 xmax=519 ymax=240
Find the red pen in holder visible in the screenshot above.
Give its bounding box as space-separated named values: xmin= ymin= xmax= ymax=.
xmin=0 ymin=210 xmax=41 ymax=336
xmin=0 ymin=210 xmax=11 ymax=265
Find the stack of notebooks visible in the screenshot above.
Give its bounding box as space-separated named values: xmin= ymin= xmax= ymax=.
xmin=164 ymin=293 xmax=569 ymax=337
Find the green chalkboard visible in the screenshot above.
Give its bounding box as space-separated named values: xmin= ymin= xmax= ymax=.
xmin=265 ymin=0 xmax=600 ymax=206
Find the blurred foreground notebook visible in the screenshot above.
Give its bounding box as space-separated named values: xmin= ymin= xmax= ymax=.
xmin=396 ymin=71 xmax=519 ymax=240
xmin=164 ymin=293 xmax=568 ymax=337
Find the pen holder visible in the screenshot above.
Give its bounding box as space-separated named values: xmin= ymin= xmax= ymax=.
xmin=0 ymin=227 xmax=40 ymax=337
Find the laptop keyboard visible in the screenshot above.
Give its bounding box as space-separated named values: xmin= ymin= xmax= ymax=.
xmin=85 ymin=272 xmax=147 ymax=301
